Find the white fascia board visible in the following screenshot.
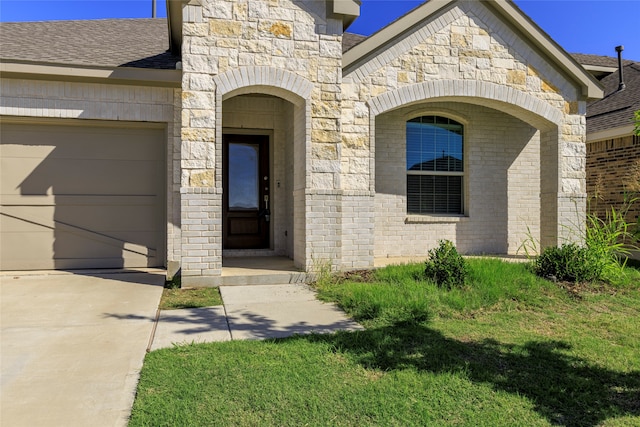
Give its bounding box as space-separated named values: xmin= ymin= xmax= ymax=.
xmin=587 ymin=125 xmax=635 ymax=143
xmin=0 ymin=62 xmax=181 ymax=87
xmin=329 ymin=0 xmax=361 ymax=30
xmin=332 ymin=0 xmax=360 ymax=17
xmin=582 ymin=64 xmax=617 ymax=75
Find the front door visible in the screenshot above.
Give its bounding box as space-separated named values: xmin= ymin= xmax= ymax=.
xmin=223 ymin=134 xmax=270 ymax=249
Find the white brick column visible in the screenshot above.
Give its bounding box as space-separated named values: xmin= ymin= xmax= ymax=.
xmin=180 ymin=188 xmax=222 ymax=284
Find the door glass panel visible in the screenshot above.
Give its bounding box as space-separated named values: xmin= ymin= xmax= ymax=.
xmin=228 ymin=143 xmax=259 ymax=210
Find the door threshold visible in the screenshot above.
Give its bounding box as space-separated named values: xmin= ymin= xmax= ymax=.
xmin=223 ymin=249 xmax=282 ymax=257
xmin=220 ymin=256 xmax=306 ymax=285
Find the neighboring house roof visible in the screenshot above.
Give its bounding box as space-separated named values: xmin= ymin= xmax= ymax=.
xmin=343 ymin=0 xmax=603 ymax=99
xmin=0 ymin=18 xmax=178 ymax=69
xmin=409 ymin=156 xmax=463 ymax=172
xmin=573 ymin=53 xmax=633 ymax=69
xmin=572 ymin=53 xmax=635 ymax=80
xmin=585 ymin=60 xmax=640 ymax=135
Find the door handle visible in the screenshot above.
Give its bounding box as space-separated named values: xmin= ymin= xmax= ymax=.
xmin=259 ymin=195 xmax=270 ymax=222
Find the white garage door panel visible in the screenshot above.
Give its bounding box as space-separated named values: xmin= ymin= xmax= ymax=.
xmin=1 ymin=198 xmax=161 ymax=232
xmin=1 ymin=126 xmax=162 ymax=160
xmin=0 ymin=227 xmax=158 ymax=271
xmin=2 ymin=157 xmax=160 ymax=196
xmin=0 ymin=122 xmax=165 ymax=271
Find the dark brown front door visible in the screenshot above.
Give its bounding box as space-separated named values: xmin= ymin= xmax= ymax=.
xmin=223 ymin=134 xmax=270 ymax=249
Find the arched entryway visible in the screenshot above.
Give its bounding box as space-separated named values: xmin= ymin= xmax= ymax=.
xmin=369 ymin=81 xmax=563 ymax=258
xmin=214 ymin=67 xmax=313 ymax=269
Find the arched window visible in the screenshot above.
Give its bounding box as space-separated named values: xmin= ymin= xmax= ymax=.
xmin=406 ymin=116 xmax=464 ymax=215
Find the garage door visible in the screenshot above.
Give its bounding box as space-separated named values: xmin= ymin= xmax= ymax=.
xmin=0 ymin=121 xmax=165 ymax=270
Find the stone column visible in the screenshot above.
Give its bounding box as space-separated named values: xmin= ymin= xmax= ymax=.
xmin=540 ymin=105 xmax=587 ymax=250
xmin=179 ymin=3 xmax=222 ymax=285
xmin=558 ymin=106 xmax=588 ymax=245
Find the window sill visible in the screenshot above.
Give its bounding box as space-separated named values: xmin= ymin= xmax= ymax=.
xmin=405 ymin=215 xmax=468 ymax=224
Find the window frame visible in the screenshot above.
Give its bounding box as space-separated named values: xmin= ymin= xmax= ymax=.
xmin=405 ymin=114 xmax=467 ymax=216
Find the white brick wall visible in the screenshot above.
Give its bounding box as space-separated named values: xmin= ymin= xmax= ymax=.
xmin=341 ymin=192 xmax=375 ymax=269
xmin=180 ymin=187 xmax=222 ymax=280
xmin=0 ymin=79 xmax=174 ymax=121
xmin=374 ymin=102 xmax=540 ymax=257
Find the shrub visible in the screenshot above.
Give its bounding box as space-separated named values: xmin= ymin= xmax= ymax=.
xmin=424 ymin=240 xmax=468 ymax=288
xmin=587 ymin=166 xmax=640 ymax=283
xmin=534 ymin=244 xmax=602 ymax=283
xmin=586 ymin=207 xmax=636 ymax=282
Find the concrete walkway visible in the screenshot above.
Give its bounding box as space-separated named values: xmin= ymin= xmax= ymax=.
xmin=150 ymin=284 xmax=363 ymax=350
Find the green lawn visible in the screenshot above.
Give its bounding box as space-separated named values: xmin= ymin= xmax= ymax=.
xmin=159 ymin=286 xmax=223 ymax=310
xmin=130 ymin=259 xmax=640 ymax=427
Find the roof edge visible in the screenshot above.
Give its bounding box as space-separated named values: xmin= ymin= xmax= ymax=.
xmin=582 ymin=64 xmax=617 ymax=74
xmin=328 ymin=0 xmax=361 ymax=30
xmin=587 ymin=125 xmax=635 ymax=143
xmin=167 ymin=0 xmax=191 ymax=56
xmin=487 ymin=0 xmax=602 ymax=99
xmin=0 ymin=61 xmax=181 ymax=87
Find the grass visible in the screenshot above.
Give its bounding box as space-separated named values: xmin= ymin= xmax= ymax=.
xmin=130 ymin=260 xmax=640 ymax=427
xmin=158 ymin=287 xmax=223 ymax=310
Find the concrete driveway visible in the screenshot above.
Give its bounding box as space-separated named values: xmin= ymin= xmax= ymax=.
xmin=1 ymin=270 xmax=164 ymax=427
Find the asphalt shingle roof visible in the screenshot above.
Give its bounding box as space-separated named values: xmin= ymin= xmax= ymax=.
xmin=0 ymin=18 xmax=178 ymax=69
xmin=572 ymin=53 xmax=633 ymax=69
xmin=585 ymin=60 xmax=640 ymax=133
xmin=342 ymin=32 xmax=368 ymax=53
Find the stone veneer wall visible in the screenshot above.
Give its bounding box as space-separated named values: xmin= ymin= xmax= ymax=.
xmin=177 ymin=0 xmax=590 ymax=278
xmin=179 ymin=0 xmax=354 ymax=281
xmin=0 ymin=78 xmax=179 ymax=266
xmin=342 ymin=0 xmax=587 ymax=256
xmin=586 ymin=135 xmax=640 ymax=225
xmin=375 ymin=102 xmax=540 ymax=257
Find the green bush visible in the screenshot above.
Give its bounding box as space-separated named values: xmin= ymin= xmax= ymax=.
xmin=534 ymin=244 xmax=602 ymax=283
xmin=424 ymin=240 xmax=468 ymax=288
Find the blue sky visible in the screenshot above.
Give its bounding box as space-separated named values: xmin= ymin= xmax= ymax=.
xmin=1 ymin=0 xmax=638 ymax=61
